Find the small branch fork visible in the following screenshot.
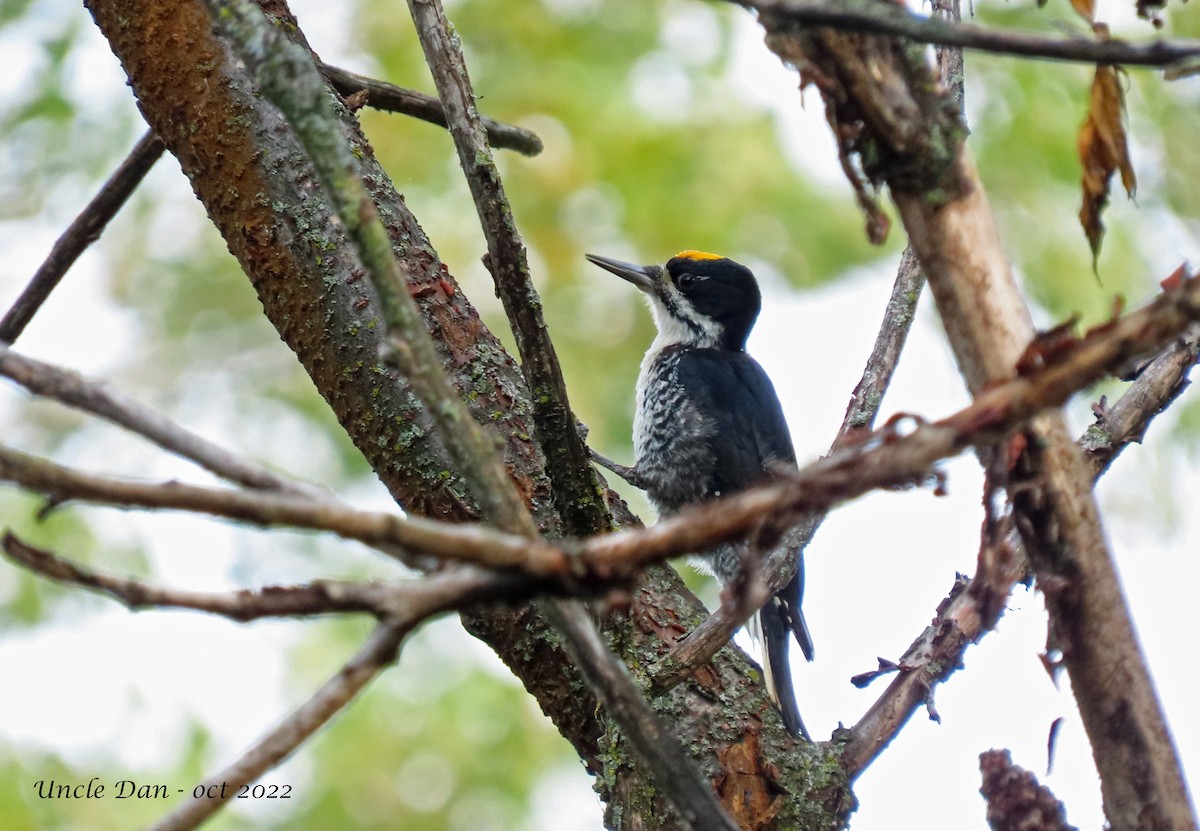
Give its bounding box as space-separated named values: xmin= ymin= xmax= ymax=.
xmin=841 ymin=315 xmax=1200 ymax=775
xmin=4 ymin=272 xmax=1198 ymax=613
xmin=741 ymin=0 xmax=1200 ymax=71
xmin=2 ymin=258 xmax=1195 ymax=831
xmin=0 ymin=69 xmax=538 ymax=351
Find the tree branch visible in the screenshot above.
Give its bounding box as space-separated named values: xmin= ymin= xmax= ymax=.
xmin=209 ymin=0 xmax=536 ymax=538
xmin=842 ymin=295 xmax=1199 ymax=778
xmin=0 ymin=346 xmax=316 ymax=496
xmin=840 ymin=246 xmax=927 ymax=435
xmin=742 ymin=0 xmax=1200 ymax=69
xmin=545 ymin=601 xmax=740 ymax=831
xmin=146 ymin=620 xmax=407 ymax=831
xmin=1 ymin=530 xmax=531 ymax=623
xmin=0 ymin=443 xmax=553 ymax=572
xmin=748 ymin=0 xmax=1198 ymax=821
xmin=1081 ymin=323 xmax=1200 ymax=477
xmin=1 ymin=531 xmax=386 ymax=620
xmin=0 ymin=130 xmax=164 ymax=345
xmin=406 ymin=0 xmax=608 ymax=538
xmin=320 ymin=63 xmax=543 ymax=157
xmin=5 ymin=273 xmax=1198 ymax=591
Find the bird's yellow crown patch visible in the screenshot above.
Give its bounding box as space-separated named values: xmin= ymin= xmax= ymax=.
xmin=674 ymin=250 xmax=723 ymax=262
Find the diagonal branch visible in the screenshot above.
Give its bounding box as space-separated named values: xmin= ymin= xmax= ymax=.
xmin=209 ymin=0 xmax=535 ymax=538
xmin=0 ymin=346 xmax=316 ymax=496
xmin=406 ymin=0 xmax=607 ymax=537
xmin=545 ymin=601 xmax=739 ymax=831
xmin=741 ymin=0 xmax=1200 ymax=69
xmin=746 ymin=0 xmax=1198 ymax=821
xmin=1 ymin=531 xmax=388 ymax=620
xmin=0 ymin=130 xmax=164 ymax=345
xmin=321 ymin=63 xmax=543 ymax=156
xmin=4 ymin=273 xmax=1199 ymax=592
xmin=843 ymin=301 xmax=1198 ymax=778
xmin=146 ymin=620 xmax=408 ymax=831
xmin=403 ymin=6 xmax=741 ymax=827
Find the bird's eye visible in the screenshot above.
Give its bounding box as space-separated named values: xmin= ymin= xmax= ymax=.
xmin=676 ymin=273 xmax=697 ymax=290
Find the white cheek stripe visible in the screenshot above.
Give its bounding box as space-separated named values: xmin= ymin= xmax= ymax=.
xmin=647 ymin=284 xmax=721 ymax=349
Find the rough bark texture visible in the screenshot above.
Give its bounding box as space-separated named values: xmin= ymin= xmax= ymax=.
xmin=979 ymin=749 xmax=1077 ymax=831
xmin=757 ymin=6 xmax=1195 ymax=828
xmin=82 ymin=0 xmax=852 ymax=827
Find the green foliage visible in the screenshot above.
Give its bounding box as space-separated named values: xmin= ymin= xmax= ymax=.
xmin=969 ymin=4 xmax=1199 ymax=322
xmin=276 ymin=618 xmax=582 ymax=831
xmin=2 ymin=0 xmax=1199 ymax=828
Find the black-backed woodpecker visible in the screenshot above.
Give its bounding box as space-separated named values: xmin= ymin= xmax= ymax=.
xmin=586 ymin=250 xmax=812 ymax=739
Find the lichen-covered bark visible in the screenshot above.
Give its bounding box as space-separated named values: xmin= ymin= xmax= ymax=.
xmin=83 ymin=0 xmax=852 ymax=826
xmin=754 ymin=3 xmax=1196 ymax=827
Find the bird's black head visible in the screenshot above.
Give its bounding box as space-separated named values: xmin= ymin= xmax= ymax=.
xmin=586 ymin=250 xmax=762 ymax=351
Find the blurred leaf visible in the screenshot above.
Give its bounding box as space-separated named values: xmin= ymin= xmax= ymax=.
xmin=1078 ymin=65 xmax=1136 ymax=267
xmin=1068 ymin=0 xmax=1095 ymax=23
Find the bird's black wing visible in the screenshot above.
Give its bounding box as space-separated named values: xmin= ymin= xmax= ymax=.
xmin=672 ymin=349 xmax=796 ymax=489
xmin=674 ymin=350 xmax=814 ymax=738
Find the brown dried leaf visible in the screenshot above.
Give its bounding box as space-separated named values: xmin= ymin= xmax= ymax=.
xmin=1077 ymin=65 xmax=1137 ymax=266
xmin=1069 ymin=0 xmax=1095 ymax=22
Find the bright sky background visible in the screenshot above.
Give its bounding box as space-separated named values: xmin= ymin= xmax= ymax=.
xmin=1 ymin=1 xmax=1197 ymax=830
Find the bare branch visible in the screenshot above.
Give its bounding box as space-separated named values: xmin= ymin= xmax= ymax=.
xmin=1081 ymin=323 xmax=1200 ymax=476
xmin=1 ymin=531 xmax=392 ymax=620
xmin=1 ymin=530 xmax=532 ymax=622
xmin=546 ymin=601 xmax=740 ymax=831
xmin=405 ymin=7 xmax=736 ymax=825
xmin=788 ymin=312 xmax=1200 ymax=773
xmin=741 ymin=0 xmax=1200 ymax=69
xmin=4 ymin=274 xmax=1198 ymax=589
xmin=840 ymin=246 xmax=927 ymax=435
xmin=407 ymin=0 xmax=608 ymax=537
xmin=0 ymin=443 xmax=554 ymax=572
xmin=145 ymin=621 xmax=407 ymax=831
xmin=208 ymin=0 xmax=536 ymax=537
xmin=0 ymin=130 xmax=164 ymax=345
xmin=843 ymin=516 xmax=1026 ymax=775
xmin=320 ymin=63 xmax=543 ymax=156
xmin=0 ymin=346 xmax=316 ymax=496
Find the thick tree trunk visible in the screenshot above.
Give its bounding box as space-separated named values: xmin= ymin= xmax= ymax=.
xmin=82 ymin=0 xmax=850 ymax=827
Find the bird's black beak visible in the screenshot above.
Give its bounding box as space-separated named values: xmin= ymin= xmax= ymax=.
xmin=585 ymin=254 xmax=660 ymax=294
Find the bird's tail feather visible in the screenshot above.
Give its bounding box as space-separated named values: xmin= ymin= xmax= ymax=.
xmin=755 ymin=601 xmax=810 ymax=741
